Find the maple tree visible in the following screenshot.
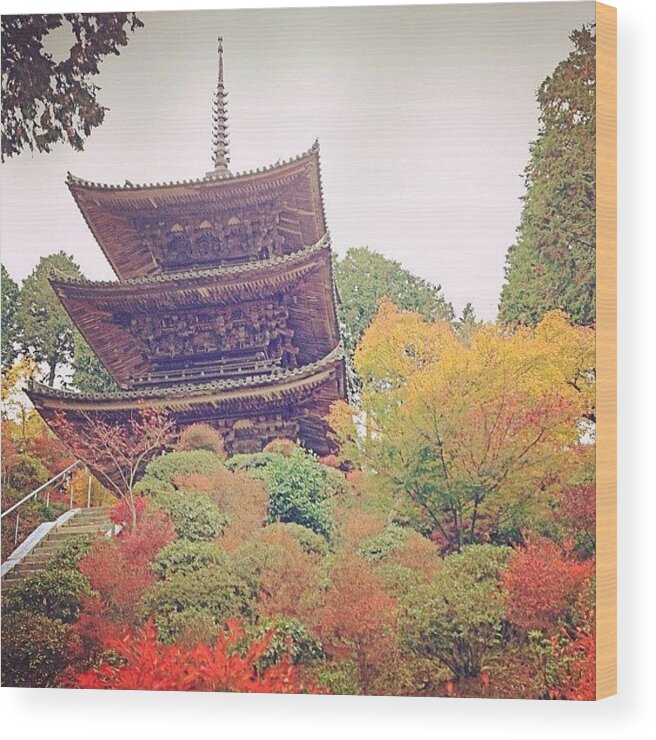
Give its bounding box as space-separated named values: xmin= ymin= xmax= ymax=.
xmin=50 ymin=406 xmax=176 ymax=526
xmin=331 ymin=302 xmax=595 ymax=551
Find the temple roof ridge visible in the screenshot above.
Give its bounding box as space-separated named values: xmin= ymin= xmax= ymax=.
xmin=65 ymin=140 xmax=321 ymax=192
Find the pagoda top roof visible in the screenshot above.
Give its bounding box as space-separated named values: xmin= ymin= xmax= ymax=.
xmin=66 ymin=142 xmax=327 ymax=281
xmin=27 ymin=344 xmax=345 ymax=406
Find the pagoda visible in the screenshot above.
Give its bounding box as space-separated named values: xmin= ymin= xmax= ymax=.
xmin=28 ymin=39 xmax=345 ymax=456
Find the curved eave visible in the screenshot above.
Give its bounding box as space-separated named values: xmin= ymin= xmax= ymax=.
xmin=50 ymin=235 xmax=331 ymax=297
xmin=48 ymin=237 xmax=338 ymax=386
xmin=67 ymin=143 xmax=327 ymax=280
xmin=27 ymin=347 xmax=346 ymax=414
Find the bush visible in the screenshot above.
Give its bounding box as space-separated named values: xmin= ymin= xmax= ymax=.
xmin=152 ymin=489 xmax=227 ymax=542
xmin=77 ymin=510 xmax=177 ymax=624
xmin=359 ymin=525 xmax=409 ymax=561
xmin=3 ymin=568 xmax=91 ymax=623
xmin=47 ymin=534 xmax=94 ymax=572
xmin=67 ymin=620 xmax=323 ymax=693
xmin=1 ymin=612 xmax=69 ymax=687
xmin=140 ymin=450 xmax=225 ymax=489
xmin=234 ymin=527 xmax=321 ymax=621
xmin=262 ymin=522 xmax=330 ymax=556
xmin=152 ymin=540 xmax=227 ymax=578
xmin=400 ymin=544 xmax=511 ymax=680
xmin=225 ymin=452 xmax=279 ymax=472
xmin=259 ymin=449 xmax=340 ymax=538
xmin=262 ymin=438 xmax=299 ymax=456
xmin=243 ymin=617 xmax=325 ymax=669
xmin=177 ymin=424 xmax=227 ymax=458
xmin=139 ymin=565 xmax=257 ymax=643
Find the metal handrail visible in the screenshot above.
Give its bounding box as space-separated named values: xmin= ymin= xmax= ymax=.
xmin=1 ymin=460 xmax=86 ymax=519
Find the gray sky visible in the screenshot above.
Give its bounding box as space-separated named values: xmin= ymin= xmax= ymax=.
xmin=0 ymin=2 xmax=595 ymax=320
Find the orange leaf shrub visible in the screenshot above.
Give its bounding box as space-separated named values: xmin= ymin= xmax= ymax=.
xmin=262 ymin=437 xmax=298 ymax=456
xmin=177 ymin=468 xmax=267 ymax=548
xmin=176 ymin=423 xmax=227 ymax=459
xmin=314 ymin=556 xmax=398 ymax=693
xmin=78 ymin=509 xmax=176 ymax=624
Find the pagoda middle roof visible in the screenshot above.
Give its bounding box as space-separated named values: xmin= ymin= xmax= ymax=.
xmin=67 ymin=142 xmax=327 ymax=281
xmin=50 ymin=236 xmax=341 ymax=388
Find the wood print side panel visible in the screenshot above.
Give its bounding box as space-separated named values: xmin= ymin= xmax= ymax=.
xmin=595 ymin=1 xmax=617 ymax=701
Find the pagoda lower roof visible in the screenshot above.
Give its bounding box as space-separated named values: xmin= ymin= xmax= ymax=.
xmin=67 ymin=142 xmax=327 ymax=280
xmin=49 ymin=236 xmax=340 ymax=387
xmin=27 ymin=345 xmax=345 ymax=415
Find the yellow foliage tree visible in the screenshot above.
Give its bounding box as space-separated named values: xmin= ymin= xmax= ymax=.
xmin=330 ymin=300 xmax=595 ymax=551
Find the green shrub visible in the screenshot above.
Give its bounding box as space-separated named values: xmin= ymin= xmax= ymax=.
xmin=152 ymin=490 xmax=227 ymax=542
xmin=139 ymin=564 xmax=256 ymax=643
xmin=133 ymin=477 xmax=175 ymax=497
xmin=2 ymin=568 xmax=91 ymax=623
xmin=1 ymin=611 xmax=69 ymax=687
xmin=177 ymin=424 xmax=227 ymax=458
xmin=243 ymin=617 xmax=325 ymax=669
xmin=225 ymin=452 xmax=279 ymax=472
xmin=47 ymin=534 xmax=94 ymax=572
xmin=259 ymin=449 xmax=340 ymax=538
xmin=400 ymin=544 xmax=511 ymax=680
xmin=152 ymin=540 xmax=227 ymax=578
xmin=141 ymin=450 xmax=225 ymax=487
xmin=359 ymin=525 xmax=408 ymax=561
xmin=262 ymin=522 xmax=330 ymax=556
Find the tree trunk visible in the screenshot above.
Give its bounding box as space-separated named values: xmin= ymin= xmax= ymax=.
xmin=47 ymin=360 xmax=57 ymax=387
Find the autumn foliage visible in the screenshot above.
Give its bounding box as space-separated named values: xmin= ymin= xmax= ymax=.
xmin=68 ymin=620 xmax=321 ymax=693
xmin=502 ymin=538 xmax=593 ymax=631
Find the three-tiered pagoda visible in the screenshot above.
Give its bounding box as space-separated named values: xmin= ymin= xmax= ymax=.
xmin=28 ymin=39 xmax=345 ymax=456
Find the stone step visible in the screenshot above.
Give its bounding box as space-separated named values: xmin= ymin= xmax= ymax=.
xmin=9 ymin=562 xmax=48 ymax=577
xmin=46 ymin=525 xmax=110 ymax=539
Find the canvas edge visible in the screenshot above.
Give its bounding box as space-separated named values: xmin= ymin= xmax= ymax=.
xmin=595 ymin=0 xmax=617 ymax=701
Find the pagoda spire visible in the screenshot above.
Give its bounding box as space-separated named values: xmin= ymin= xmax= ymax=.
xmin=209 ymin=37 xmax=231 ymax=177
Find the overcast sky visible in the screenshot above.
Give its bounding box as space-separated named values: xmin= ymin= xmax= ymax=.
xmin=0 ymin=2 xmax=595 ymax=320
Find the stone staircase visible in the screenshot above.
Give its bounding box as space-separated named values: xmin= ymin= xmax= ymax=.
xmin=1 ymin=507 xmax=114 ymax=590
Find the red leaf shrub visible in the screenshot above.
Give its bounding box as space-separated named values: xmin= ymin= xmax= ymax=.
xmin=502 ymin=537 xmax=593 ymax=631
xmin=78 ymin=509 xmax=176 ymax=624
xmin=67 ymin=620 xmax=324 ymax=693
xmin=110 ymin=496 xmax=149 ymax=529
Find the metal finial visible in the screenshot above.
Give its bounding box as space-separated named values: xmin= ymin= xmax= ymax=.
xmin=209 ymin=36 xmax=231 ymax=177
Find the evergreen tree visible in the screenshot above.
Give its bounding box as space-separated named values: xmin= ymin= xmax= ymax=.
xmin=1 ymin=264 xmax=20 ymax=370
xmin=334 ymin=247 xmax=453 ymax=363
xmin=15 ymin=252 xmax=82 ymax=386
xmin=498 ymin=26 xmax=596 ymax=327
xmin=71 ymin=336 xmax=117 ymax=393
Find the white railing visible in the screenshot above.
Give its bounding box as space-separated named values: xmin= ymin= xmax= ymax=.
xmin=1 ymin=460 xmax=92 ymax=545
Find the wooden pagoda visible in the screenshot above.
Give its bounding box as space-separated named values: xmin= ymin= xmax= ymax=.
xmin=28 ymin=39 xmax=345 ymax=456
